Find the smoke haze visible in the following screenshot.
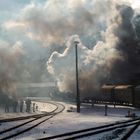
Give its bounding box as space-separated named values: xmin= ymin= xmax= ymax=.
xmin=0 ymin=0 xmax=140 ymax=98
xmin=0 ymin=40 xmax=24 ymax=97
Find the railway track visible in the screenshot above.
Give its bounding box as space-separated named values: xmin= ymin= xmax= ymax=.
xmin=0 ymin=102 xmax=65 ymax=140
xmin=0 ymin=113 xmax=49 ymax=123
xmin=121 ymin=121 xmax=140 ymax=140
xmin=0 ymin=101 xmax=59 ymax=123
xmin=39 ymin=117 xmax=140 ymax=140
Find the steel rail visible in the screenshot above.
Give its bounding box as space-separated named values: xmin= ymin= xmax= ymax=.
xmin=121 ymin=121 xmax=140 ymax=140
xmin=0 ymin=113 xmax=46 ymax=123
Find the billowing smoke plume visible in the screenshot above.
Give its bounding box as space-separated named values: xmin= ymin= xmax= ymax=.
xmin=109 ymin=5 xmax=140 ymax=84
xmin=47 ymin=10 xmax=122 ymax=96
xmin=46 ymin=1 xmax=140 ymax=97
xmin=2 ymin=0 xmax=140 ymax=98
xmin=47 ymin=33 xmax=122 ymax=94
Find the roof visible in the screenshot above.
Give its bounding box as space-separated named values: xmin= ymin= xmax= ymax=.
xmin=115 ymin=85 xmax=133 ymax=90
xmin=135 ymin=85 xmax=140 ymax=89
xmin=101 ymin=85 xmax=115 ymax=90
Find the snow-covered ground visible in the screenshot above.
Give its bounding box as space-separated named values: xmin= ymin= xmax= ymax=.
xmin=128 ymin=125 xmax=140 ymax=140
xmin=7 ymin=101 xmax=139 ymax=140
xmin=0 ymin=100 xmax=140 ymax=140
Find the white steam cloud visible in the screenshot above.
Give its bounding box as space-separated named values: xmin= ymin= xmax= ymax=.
xmin=47 ymin=18 xmax=123 ymax=97
xmin=2 ymin=0 xmax=140 ymax=98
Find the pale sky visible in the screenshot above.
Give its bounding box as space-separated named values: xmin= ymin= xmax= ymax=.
xmin=0 ymin=0 xmax=139 ymax=52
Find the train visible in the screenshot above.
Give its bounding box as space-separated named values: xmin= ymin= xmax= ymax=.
xmin=82 ymin=85 xmax=140 ymax=107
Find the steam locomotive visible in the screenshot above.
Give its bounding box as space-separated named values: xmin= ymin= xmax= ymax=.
xmin=83 ymin=85 xmax=140 ymax=107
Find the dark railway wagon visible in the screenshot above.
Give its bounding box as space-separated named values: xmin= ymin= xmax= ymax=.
xmin=82 ymin=84 xmax=140 ymax=107
xmin=114 ymin=85 xmax=134 ymax=105
xmin=101 ymin=85 xmax=115 ymax=102
xmin=134 ymin=86 xmax=140 ymax=106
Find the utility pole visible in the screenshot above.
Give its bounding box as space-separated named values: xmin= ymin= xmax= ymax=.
xmin=74 ymin=41 xmax=80 ymax=113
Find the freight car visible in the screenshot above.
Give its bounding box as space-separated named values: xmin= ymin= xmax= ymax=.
xmin=114 ymin=85 xmax=134 ymax=105
xmin=134 ymin=86 xmax=140 ymax=107
xmin=83 ymin=85 xmax=140 ymax=107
